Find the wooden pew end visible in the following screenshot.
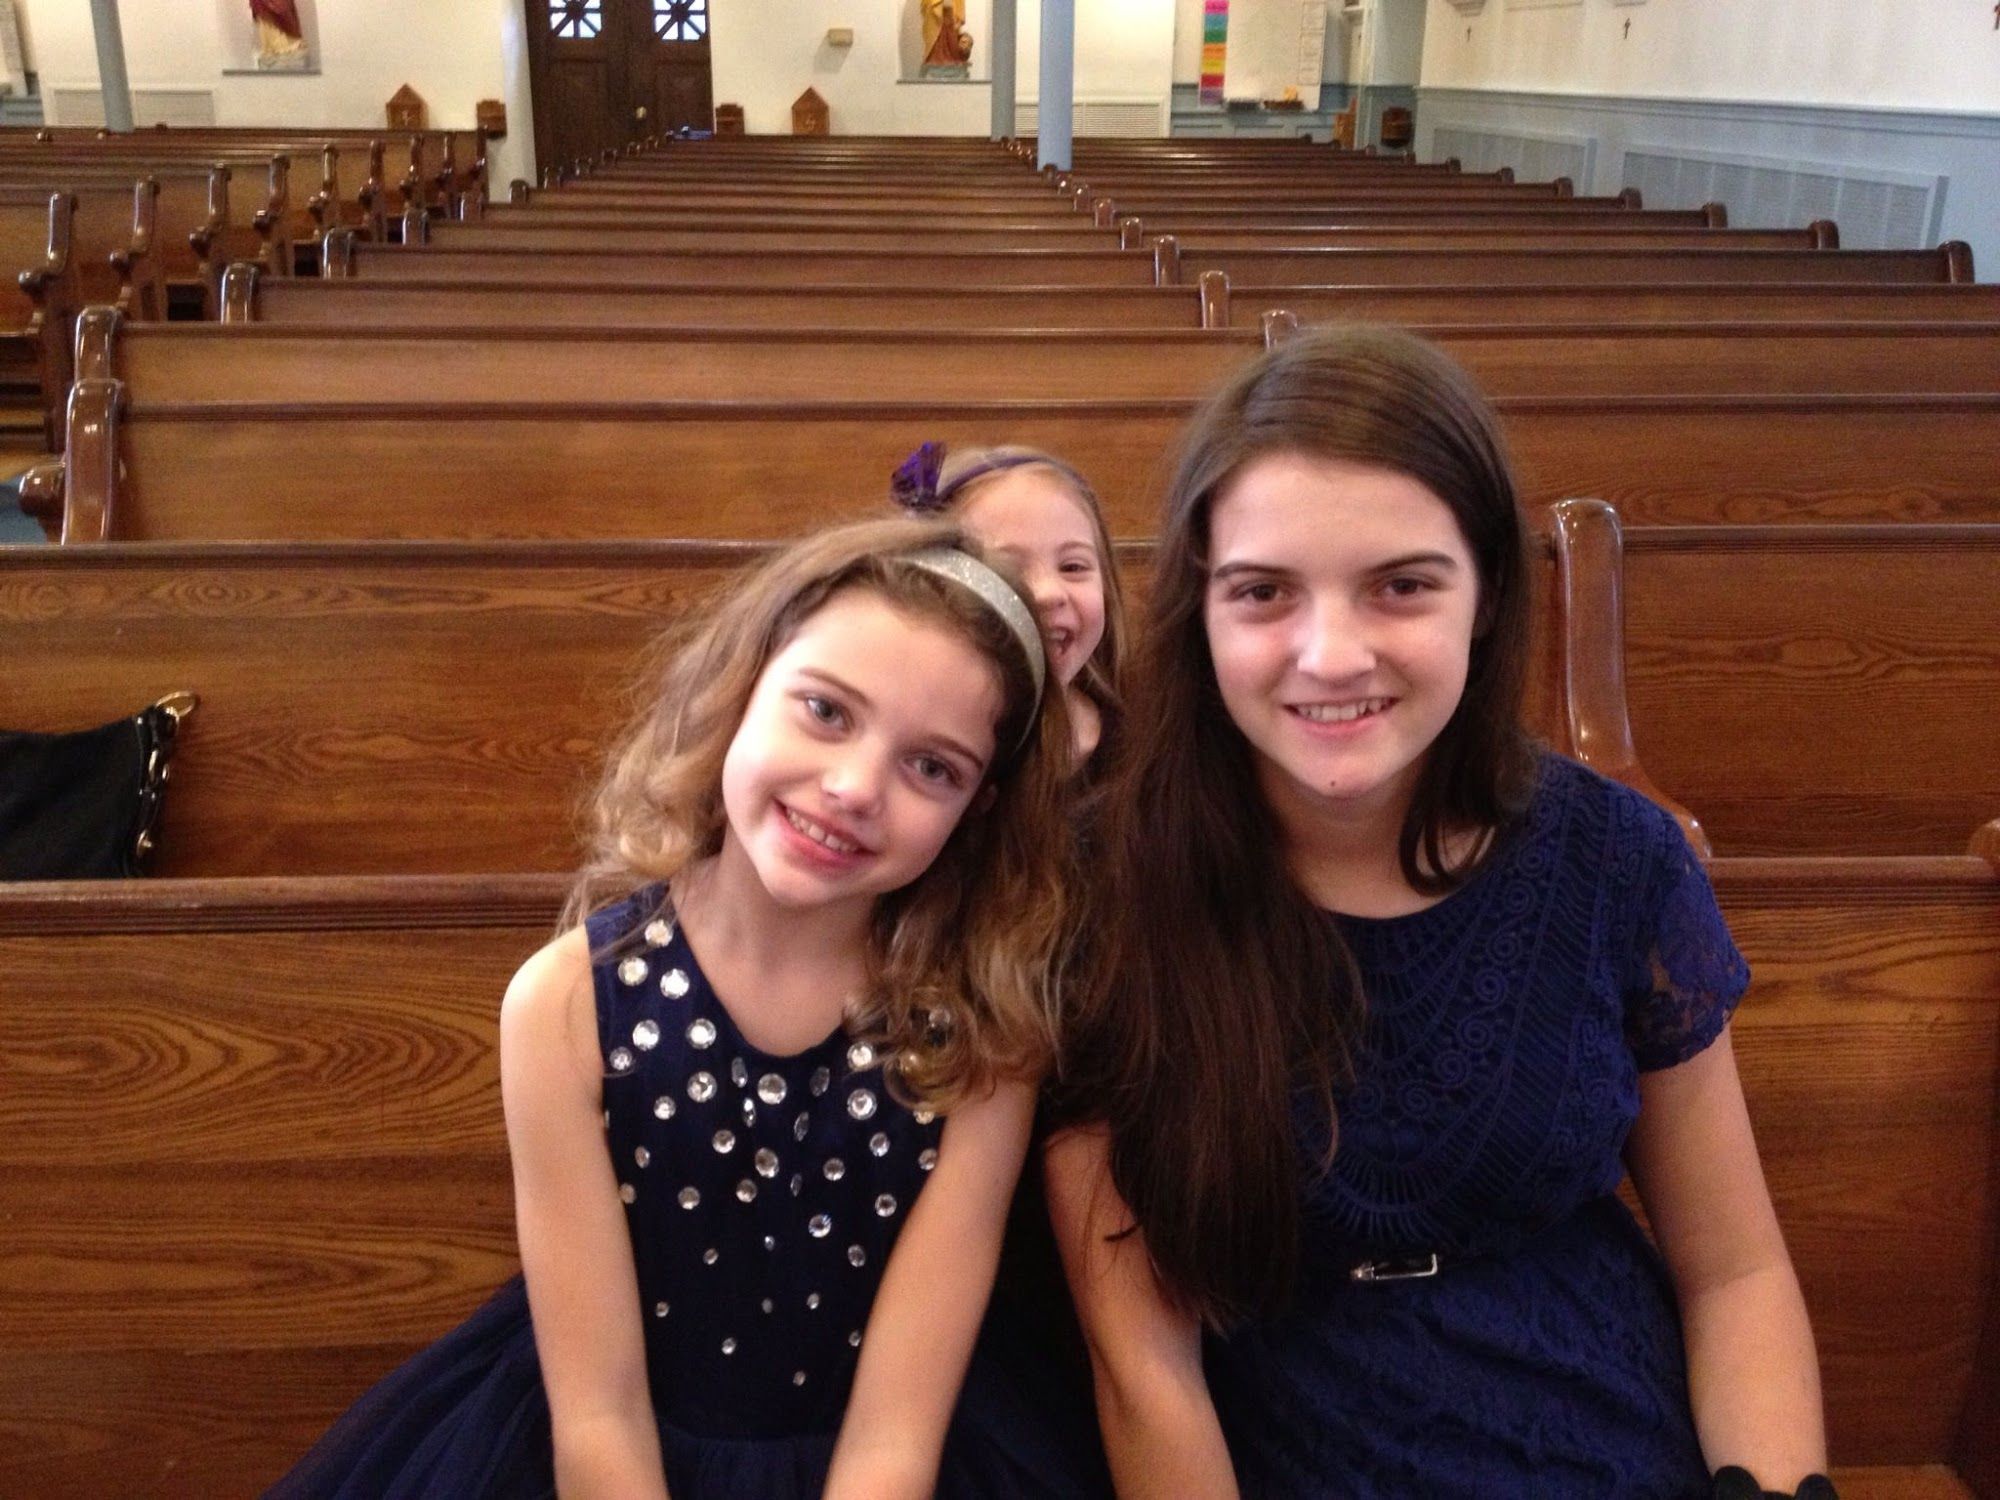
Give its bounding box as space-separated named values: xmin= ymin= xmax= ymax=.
xmin=1809 ymin=218 xmax=1842 ymax=250
xmin=1198 ymin=269 xmax=1230 ymax=331
xmin=15 ymin=459 xmax=64 ymax=542
xmin=1261 ymin=307 xmax=1300 ymax=349
xmin=1549 ymin=497 xmax=1712 ymax=860
xmin=1971 ymin=818 xmax=2000 ymax=870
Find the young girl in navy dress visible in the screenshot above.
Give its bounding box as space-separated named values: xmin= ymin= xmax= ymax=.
xmin=270 ymin=517 xmax=1076 ymax=1500
xmin=892 ymin=441 xmax=1127 ymax=773
xmin=1048 ymin=327 xmax=1835 ymax=1499
xmin=892 ymin=442 xmax=1126 ymax=1495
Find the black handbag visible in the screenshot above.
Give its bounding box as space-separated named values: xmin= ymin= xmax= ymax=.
xmin=0 ymin=692 xmax=198 ymax=879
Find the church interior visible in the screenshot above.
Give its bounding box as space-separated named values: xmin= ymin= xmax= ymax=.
xmin=0 ymin=0 xmax=1995 ymax=1495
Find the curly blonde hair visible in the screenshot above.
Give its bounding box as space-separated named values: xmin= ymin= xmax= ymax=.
xmin=568 ymin=516 xmax=1075 ymax=1107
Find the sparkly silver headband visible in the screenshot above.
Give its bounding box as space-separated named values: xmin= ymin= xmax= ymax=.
xmin=903 ymin=546 xmax=1048 ymax=713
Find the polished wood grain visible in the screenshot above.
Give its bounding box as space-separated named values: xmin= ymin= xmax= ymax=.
xmin=91 ymin=398 xmax=2000 ymax=544
xmin=0 ymin=856 xmax=1986 ymax=1494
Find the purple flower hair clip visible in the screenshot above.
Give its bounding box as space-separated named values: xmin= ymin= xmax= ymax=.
xmin=890 ymin=441 xmax=949 ymax=513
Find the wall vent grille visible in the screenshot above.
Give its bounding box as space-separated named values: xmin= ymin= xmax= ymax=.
xmin=1622 ymin=146 xmax=1942 ymax=249
xmin=53 ymin=87 xmax=216 ymax=127
xmin=1019 ymin=99 xmax=1165 ymax=138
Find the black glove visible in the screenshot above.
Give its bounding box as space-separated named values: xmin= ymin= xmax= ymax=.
xmin=1712 ymin=1466 xmax=1839 ymax=1500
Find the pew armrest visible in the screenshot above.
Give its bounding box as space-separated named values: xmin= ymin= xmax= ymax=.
xmin=57 ymin=378 xmax=122 ymax=544
xmin=1970 ymin=819 xmax=2000 ymax=870
xmin=1550 ymin=497 xmax=1712 ymax=860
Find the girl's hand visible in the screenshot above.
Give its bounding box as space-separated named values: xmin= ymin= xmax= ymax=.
xmin=1044 ymin=1127 xmax=1239 ymax=1500
xmin=824 ymin=1075 xmax=1038 ymax=1500
xmin=1627 ymin=1025 xmax=1827 ymax=1490
xmin=501 ymin=929 xmax=672 ymax=1500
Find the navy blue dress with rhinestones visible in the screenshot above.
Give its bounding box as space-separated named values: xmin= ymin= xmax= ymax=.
xmin=267 ymin=885 xmax=944 ymax=1500
xmin=1204 ymin=755 xmax=1750 ymax=1499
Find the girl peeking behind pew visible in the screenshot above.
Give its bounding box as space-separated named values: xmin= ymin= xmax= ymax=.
xmin=892 ymin=442 xmax=1127 ymax=780
xmin=267 ymin=518 xmax=1080 ymax=1500
xmin=1043 ymin=326 xmax=1835 ymax=1500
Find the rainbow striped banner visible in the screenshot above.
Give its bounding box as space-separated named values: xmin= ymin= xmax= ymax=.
xmin=1199 ymin=0 xmax=1228 ymax=106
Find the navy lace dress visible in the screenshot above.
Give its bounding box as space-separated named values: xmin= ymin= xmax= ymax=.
xmin=268 ymin=886 xmax=944 ymax=1499
xmin=1205 ymin=754 xmax=1750 ymax=1499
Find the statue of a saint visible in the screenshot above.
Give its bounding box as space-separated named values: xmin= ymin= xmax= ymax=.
xmin=251 ymin=0 xmax=311 ymax=71
xmin=920 ymin=0 xmax=973 ymax=79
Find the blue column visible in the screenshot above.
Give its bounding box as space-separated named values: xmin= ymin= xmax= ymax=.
xmin=89 ymin=0 xmax=135 ymax=132
xmin=1036 ymin=0 xmax=1074 ymax=172
xmin=989 ymin=0 xmax=1018 ymax=141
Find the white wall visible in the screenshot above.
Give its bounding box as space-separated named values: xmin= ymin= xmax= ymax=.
xmin=18 ymin=0 xmax=534 ymax=186
xmin=713 ymin=0 xmax=1174 ymax=135
xmin=1420 ymin=0 xmax=2000 ymax=114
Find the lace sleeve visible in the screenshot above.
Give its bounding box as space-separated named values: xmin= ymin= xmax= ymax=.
xmin=1623 ymin=818 xmax=1749 ymax=1073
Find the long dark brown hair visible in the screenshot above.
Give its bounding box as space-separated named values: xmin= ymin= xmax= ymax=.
xmin=1061 ymin=326 xmax=1539 ymax=1326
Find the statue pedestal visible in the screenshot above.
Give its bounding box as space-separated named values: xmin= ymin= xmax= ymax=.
xmin=920 ymin=64 xmax=971 ymax=80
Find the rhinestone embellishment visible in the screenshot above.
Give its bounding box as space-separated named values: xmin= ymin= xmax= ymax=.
xmin=808 ymin=1213 xmax=832 ymax=1238
xmin=847 ymin=1245 xmax=866 ymax=1267
xmin=810 ymin=1066 xmax=831 ymax=1097
xmin=913 ymin=1107 xmax=936 ymax=1125
xmin=793 ymin=1370 xmax=807 ymax=1386
xmin=703 ymin=1248 xmax=719 ymax=1265
xmin=823 ymin=1157 xmax=845 ymax=1181
xmin=807 ymin=1292 xmax=821 ymax=1309
xmin=634 ymin=1146 xmax=651 ymax=1168
xmin=847 ymin=1089 xmax=877 ymax=1121
xmin=721 ymin=1337 xmax=736 ymax=1354
xmin=847 ymin=1041 xmax=876 ymax=1071
xmin=868 ymin=1132 xmax=890 ymax=1157
xmin=875 ymin=1194 xmax=898 ymax=1217
xmin=687 ymin=1071 xmax=717 ymax=1102
xmin=632 ymin=1019 xmax=660 ymax=1051
xmin=653 ymin=1095 xmax=676 ymax=1121
xmin=757 ymin=1074 xmax=788 ymax=1105
xmin=848 ymin=1329 xmax=863 ymax=1345
xmin=793 ymin=1112 xmax=811 ymax=1142
xmin=730 ymin=1058 xmax=749 ymax=1088
xmin=618 ymin=1183 xmax=636 ymax=1204
xmin=712 ymin=1129 xmax=736 ymax=1154
xmin=754 ymin=1148 xmax=780 ymax=1178
xmin=608 ymin=1047 xmax=634 ymax=1073
xmin=686 ymin=1017 xmax=716 ymax=1049
xmin=654 ymin=1301 xmax=669 ymax=1318
xmin=618 ymin=955 xmax=649 ymax=987
xmin=918 ymin=1148 xmax=938 ymax=1172
xmin=737 ymin=1179 xmax=757 ymax=1203
xmin=644 ymin=918 xmax=672 ymax=947
xmin=678 ymin=1187 xmax=701 ymax=1209
xmin=661 ymin=968 xmax=692 ymax=1000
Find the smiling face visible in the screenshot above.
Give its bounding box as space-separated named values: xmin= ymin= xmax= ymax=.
xmin=1204 ymin=451 xmax=1482 ymax=845
xmin=955 ymin=467 xmax=1108 ymax=689
xmin=718 ymin=588 xmax=1002 ymax=919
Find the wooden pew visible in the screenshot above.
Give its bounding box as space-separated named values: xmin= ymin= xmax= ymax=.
xmin=420 ymin=221 xmax=1832 ymax=256
xmin=0 ymin=855 xmax=1990 ymax=1495
xmin=33 ymin=376 xmax=2000 ymax=544
xmin=0 ymin=192 xmax=77 ymax=449
xmin=330 ymin=232 xmax=1978 ymax=290
xmin=0 ymin=151 xmax=298 ymax=279
xmin=1163 ymin=240 xmax=1973 ymax=286
xmin=84 ymin=316 xmax=2000 ymax=408
xmin=228 ymin=272 xmax=1216 ymax=330
xmin=227 ymin=266 xmax=2000 ymax=333
xmin=0 ymin=179 xmax=162 ymax=319
xmin=3 ymin=520 xmax=1993 ymax=867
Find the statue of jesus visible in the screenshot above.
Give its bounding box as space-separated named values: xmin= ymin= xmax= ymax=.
xmin=251 ymin=0 xmax=311 ymax=70
xmin=920 ymin=0 xmax=973 ymax=79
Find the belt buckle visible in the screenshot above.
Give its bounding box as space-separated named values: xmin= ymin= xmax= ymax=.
xmin=1349 ymin=1252 xmax=1441 ymax=1283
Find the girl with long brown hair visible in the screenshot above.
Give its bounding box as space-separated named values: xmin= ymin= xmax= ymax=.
xmin=1049 ymin=327 xmax=1831 ymax=1499
xmin=271 ymin=517 xmax=1077 ymax=1500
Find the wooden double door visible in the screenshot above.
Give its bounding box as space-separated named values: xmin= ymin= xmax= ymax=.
xmin=527 ymin=0 xmax=713 ymax=174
